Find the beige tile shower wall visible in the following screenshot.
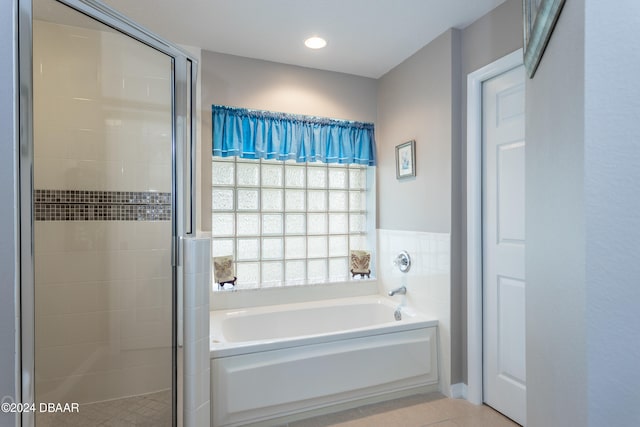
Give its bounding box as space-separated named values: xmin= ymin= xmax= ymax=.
xmin=33 ymin=20 xmax=173 ymax=404
xmin=33 ymin=20 xmax=171 ymax=192
xmin=34 ymin=222 xmax=172 ymax=404
xmin=377 ymin=229 xmax=451 ymax=396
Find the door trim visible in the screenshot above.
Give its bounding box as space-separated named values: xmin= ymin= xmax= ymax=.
xmin=466 ymin=49 xmax=523 ymax=405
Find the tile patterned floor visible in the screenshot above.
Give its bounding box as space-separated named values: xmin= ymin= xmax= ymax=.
xmin=36 ymin=390 xmax=171 ymax=427
xmin=35 ymin=391 xmax=519 ymax=427
xmin=287 ymin=393 xmax=521 ymax=427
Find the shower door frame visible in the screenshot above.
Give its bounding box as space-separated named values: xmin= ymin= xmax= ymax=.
xmin=17 ymin=1 xmax=198 ymax=425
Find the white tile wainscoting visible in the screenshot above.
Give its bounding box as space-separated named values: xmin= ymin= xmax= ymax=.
xmin=377 ymin=229 xmax=452 ymax=396
xmin=182 ymin=236 xmax=212 ymax=427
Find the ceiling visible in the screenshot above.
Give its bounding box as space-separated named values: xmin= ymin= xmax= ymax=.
xmin=101 ymin=0 xmax=507 ymax=79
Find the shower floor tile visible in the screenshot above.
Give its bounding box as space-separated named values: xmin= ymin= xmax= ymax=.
xmin=36 ymin=390 xmax=171 ymax=427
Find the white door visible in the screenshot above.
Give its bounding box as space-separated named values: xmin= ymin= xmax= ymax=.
xmin=482 ymin=64 xmax=526 ymax=425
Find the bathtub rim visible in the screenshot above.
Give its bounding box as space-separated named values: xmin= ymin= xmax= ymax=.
xmin=210 ymin=295 xmax=438 ymax=358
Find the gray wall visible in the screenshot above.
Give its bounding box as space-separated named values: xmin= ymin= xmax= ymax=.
xmin=376 ymin=29 xmax=463 ymax=381
xmin=376 ymin=29 xmax=458 ymax=233
xmin=525 ymin=0 xmax=587 ymax=425
xmin=458 ymin=0 xmax=523 ymax=382
xmin=200 ymin=51 xmax=378 ymax=231
xmin=375 ymin=0 xmax=522 ymax=233
xmin=526 ymin=0 xmax=640 ymax=424
xmin=584 ymin=2 xmax=640 ymax=424
xmin=461 ymin=0 xmax=523 ymax=75
xmin=0 ymin=1 xmax=19 ymax=425
xmin=375 ymin=0 xmax=523 ymax=385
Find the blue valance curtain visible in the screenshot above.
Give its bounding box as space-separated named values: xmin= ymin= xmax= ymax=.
xmin=212 ymin=105 xmax=377 ymax=166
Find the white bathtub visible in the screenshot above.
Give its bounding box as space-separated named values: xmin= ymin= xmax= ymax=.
xmin=210 ymin=296 xmax=439 ymax=426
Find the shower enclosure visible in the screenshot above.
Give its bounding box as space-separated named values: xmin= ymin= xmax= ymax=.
xmin=19 ymin=0 xmax=197 ymax=425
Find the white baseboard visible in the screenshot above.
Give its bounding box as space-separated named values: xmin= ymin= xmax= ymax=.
xmin=450 ymin=383 xmax=468 ymax=400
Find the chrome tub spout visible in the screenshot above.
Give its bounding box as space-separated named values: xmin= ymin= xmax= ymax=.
xmin=388 ymin=286 xmax=407 ymax=296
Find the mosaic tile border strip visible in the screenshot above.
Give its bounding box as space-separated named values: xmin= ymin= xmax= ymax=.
xmin=34 ymin=190 xmax=171 ymax=221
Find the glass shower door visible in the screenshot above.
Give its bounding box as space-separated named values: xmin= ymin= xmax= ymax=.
xmin=32 ymin=0 xmax=175 ymax=425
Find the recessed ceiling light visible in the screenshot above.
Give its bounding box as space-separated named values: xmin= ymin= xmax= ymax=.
xmin=304 ymin=36 xmax=327 ymax=49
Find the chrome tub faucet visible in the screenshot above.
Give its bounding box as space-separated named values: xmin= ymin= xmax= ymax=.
xmin=388 ymin=285 xmax=407 ymax=296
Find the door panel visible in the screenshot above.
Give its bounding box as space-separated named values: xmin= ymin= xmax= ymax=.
xmin=497 ymin=276 xmax=526 ymax=384
xmin=482 ymin=64 xmax=526 ymax=425
xmin=497 ymin=142 xmax=525 ymax=243
xmin=32 ymin=0 xmax=175 ymax=425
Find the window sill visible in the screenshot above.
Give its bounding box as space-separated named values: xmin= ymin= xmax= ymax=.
xmin=210 ymin=279 xmax=378 ymax=311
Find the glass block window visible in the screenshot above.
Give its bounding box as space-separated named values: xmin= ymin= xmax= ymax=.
xmin=211 ymin=158 xmax=370 ymax=290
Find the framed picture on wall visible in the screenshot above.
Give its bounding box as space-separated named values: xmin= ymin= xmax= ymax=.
xmin=523 ymin=0 xmax=566 ymax=78
xmin=395 ymin=140 xmax=415 ymax=180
